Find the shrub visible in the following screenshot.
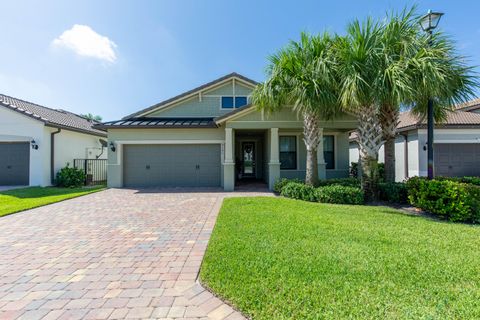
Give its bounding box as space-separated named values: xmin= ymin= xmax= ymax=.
xmin=406 ymin=177 xmax=480 ymax=223
xmin=56 ymin=164 xmax=85 ymax=188
xmin=273 ymin=178 xmax=303 ymax=193
xmin=378 ymin=182 xmax=408 ymax=204
xmin=435 ymin=176 xmax=480 ymax=186
xmin=317 ymin=177 xmax=361 ymax=188
xmin=350 ymin=162 xmax=359 ymax=178
xmin=316 ymin=185 xmax=364 ymax=205
xmin=280 ymin=182 xmax=318 ymax=202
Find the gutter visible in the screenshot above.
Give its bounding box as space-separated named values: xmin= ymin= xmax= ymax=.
xmin=51 ymin=128 xmax=61 ymax=184
xmin=401 ymin=133 xmax=409 ymax=180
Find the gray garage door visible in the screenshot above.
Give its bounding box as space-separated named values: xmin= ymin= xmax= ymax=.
xmin=0 ymin=142 xmax=29 ymax=185
xmin=123 ymin=144 xmax=221 ymax=187
xmin=435 ymin=143 xmax=480 ymax=177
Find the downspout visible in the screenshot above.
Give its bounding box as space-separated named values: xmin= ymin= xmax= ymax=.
xmin=51 ymin=128 xmax=61 ymax=184
xmin=401 ymin=133 xmax=409 ymax=180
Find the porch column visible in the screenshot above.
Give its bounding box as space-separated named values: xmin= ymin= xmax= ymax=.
xmin=223 ymin=127 xmax=235 ymax=191
xmin=317 ymin=128 xmax=327 ymax=180
xmin=268 ymin=127 xmax=281 ymax=190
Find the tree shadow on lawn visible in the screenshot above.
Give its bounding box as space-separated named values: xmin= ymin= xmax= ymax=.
xmin=0 ymin=186 xmax=103 ymax=199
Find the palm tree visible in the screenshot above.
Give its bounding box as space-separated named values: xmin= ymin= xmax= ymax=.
xmin=251 ymin=32 xmax=341 ymax=186
xmin=81 ymin=113 xmax=103 ymax=121
xmin=378 ymin=9 xmax=477 ymax=182
xmin=335 ymin=18 xmax=384 ymax=200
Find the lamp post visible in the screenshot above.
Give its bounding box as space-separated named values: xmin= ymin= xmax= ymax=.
xmin=419 ymin=10 xmax=444 ymax=180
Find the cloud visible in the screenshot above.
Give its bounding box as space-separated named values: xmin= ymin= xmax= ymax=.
xmin=52 ymin=24 xmax=117 ymax=63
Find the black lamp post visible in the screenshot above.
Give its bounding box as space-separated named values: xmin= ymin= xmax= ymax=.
xmin=419 ymin=9 xmax=444 ymax=180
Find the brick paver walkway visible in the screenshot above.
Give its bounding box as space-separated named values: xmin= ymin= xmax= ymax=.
xmin=0 ymin=188 xmax=272 ymax=319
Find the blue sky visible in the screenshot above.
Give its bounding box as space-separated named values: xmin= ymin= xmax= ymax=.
xmin=1 ymin=0 xmax=479 ymax=121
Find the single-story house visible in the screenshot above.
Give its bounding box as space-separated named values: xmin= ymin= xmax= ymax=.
xmin=0 ymin=94 xmax=107 ymax=186
xmin=349 ymin=99 xmax=480 ymax=181
xmin=96 ymin=72 xmax=357 ymax=191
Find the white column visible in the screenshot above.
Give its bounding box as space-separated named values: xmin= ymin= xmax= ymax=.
xmin=317 ymin=128 xmax=326 ymax=180
xmin=223 ymin=127 xmax=235 ymax=191
xmin=268 ymin=128 xmax=281 ymax=190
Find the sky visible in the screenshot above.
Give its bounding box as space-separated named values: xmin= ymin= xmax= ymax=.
xmin=1 ymin=0 xmax=479 ymax=121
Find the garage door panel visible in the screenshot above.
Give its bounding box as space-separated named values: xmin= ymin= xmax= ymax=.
xmin=0 ymin=142 xmax=29 ymax=185
xmin=123 ymin=144 xmax=220 ymax=188
xmin=434 ymin=144 xmax=480 ymax=177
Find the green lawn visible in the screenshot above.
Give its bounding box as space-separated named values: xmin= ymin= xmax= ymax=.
xmin=0 ymin=186 xmax=105 ymax=217
xmin=200 ymin=197 xmax=480 ymax=320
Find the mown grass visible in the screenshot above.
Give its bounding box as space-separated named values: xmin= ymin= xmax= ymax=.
xmin=200 ymin=197 xmax=480 ymax=319
xmin=0 ymin=186 xmax=105 ymax=217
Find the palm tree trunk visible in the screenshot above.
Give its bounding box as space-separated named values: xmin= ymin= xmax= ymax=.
xmin=356 ymin=105 xmax=383 ymax=201
xmin=380 ymin=105 xmax=399 ymax=183
xmin=303 ymin=112 xmax=320 ymax=186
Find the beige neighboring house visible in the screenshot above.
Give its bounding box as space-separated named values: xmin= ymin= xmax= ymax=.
xmin=349 ymin=99 xmax=480 ymax=181
xmin=0 ymin=94 xmax=107 ymax=186
xmin=96 ymin=72 xmax=357 ymax=191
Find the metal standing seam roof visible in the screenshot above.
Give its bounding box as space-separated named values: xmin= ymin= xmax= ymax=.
xmin=95 ymin=117 xmax=218 ymax=129
xmin=0 ymin=94 xmax=107 ymax=137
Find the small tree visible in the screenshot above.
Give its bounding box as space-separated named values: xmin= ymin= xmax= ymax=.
xmin=251 ymin=32 xmax=341 ymax=186
xmin=81 ymin=113 xmax=102 ymax=121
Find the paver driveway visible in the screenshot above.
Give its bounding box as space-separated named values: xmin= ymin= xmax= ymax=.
xmin=0 ymin=188 xmax=271 ymax=320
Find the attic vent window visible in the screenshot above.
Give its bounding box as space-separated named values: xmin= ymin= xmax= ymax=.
xmin=221 ymin=96 xmax=248 ymax=109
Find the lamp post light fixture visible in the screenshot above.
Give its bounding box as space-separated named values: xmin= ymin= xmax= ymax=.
xmin=419 ymin=9 xmax=444 ymax=180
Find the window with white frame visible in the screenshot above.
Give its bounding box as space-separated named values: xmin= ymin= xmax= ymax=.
xmin=221 ymin=96 xmax=248 ymax=109
xmin=279 ymin=136 xmax=297 ymax=170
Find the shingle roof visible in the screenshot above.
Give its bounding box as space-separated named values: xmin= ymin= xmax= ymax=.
xmin=0 ymin=94 xmax=107 ymax=137
xmin=95 ymin=117 xmax=217 ymax=129
xmin=122 ymin=72 xmax=258 ymax=119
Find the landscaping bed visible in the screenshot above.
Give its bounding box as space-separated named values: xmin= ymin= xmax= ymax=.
xmin=200 ymin=197 xmax=480 ymax=319
xmin=0 ymin=186 xmax=105 ymax=217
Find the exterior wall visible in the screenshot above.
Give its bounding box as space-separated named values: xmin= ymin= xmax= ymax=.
xmin=147 ymin=81 xmax=254 ymax=118
xmin=106 ymin=128 xmax=225 ymax=188
xmin=53 ymin=129 xmax=107 ymax=176
xmin=0 ymin=107 xmax=49 ymax=186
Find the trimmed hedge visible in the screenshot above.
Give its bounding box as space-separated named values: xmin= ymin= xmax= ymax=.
xmin=406 ymin=177 xmax=480 ymax=223
xmin=317 ymin=177 xmax=361 ymax=188
xmin=273 ymin=178 xmax=303 ymax=193
xmin=378 ymin=182 xmax=408 ymax=204
xmin=280 ymin=181 xmax=364 ymax=205
xmin=316 ymin=185 xmax=364 ymax=205
xmin=435 ymin=176 xmax=480 ymax=186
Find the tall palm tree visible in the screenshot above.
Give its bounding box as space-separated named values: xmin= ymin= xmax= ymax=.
xmin=251 ymin=32 xmax=341 ymax=186
xmin=378 ymin=9 xmax=477 ymax=182
xmin=335 ymin=18 xmax=384 ymax=200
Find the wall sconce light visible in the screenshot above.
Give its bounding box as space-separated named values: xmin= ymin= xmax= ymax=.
xmin=31 ymin=140 xmax=39 ymax=150
xmin=423 ymin=141 xmax=428 ymax=151
xmin=109 ymin=142 xmax=116 ymax=152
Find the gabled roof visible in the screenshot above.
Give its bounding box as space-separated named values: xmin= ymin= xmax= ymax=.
xmin=456 ymin=98 xmax=480 ymax=113
xmin=95 ymin=117 xmax=217 ymax=129
xmin=0 ymin=94 xmax=107 ymax=137
xmin=122 ymin=72 xmax=258 ymax=119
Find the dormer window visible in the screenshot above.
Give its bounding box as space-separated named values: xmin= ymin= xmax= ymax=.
xmin=221 ymin=96 xmax=248 ymax=109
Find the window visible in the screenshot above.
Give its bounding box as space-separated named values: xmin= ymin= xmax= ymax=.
xmin=323 ymin=135 xmax=335 ymax=169
xmin=279 ymin=136 xmax=297 ymax=170
xmin=221 ymin=97 xmax=234 ymax=109
xmin=235 ymin=96 xmax=248 ymax=108
xmin=221 ymin=96 xmax=248 ymax=109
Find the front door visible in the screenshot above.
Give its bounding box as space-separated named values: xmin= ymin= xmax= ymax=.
xmin=242 ymin=142 xmax=256 ymax=178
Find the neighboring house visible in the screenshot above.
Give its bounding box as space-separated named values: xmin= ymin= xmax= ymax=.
xmin=0 ymin=94 xmax=107 ymax=186
xmin=349 ymin=99 xmax=480 ymax=181
xmin=96 ymin=72 xmax=357 ymax=191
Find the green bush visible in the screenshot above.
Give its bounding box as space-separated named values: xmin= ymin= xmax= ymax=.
xmin=317 ymin=177 xmax=361 ymax=188
xmin=280 ymin=182 xmax=318 ymax=202
xmin=56 ymin=164 xmax=85 ymax=188
xmin=316 ymin=185 xmax=364 ymax=205
xmin=435 ymin=176 xmax=480 ymax=186
xmin=273 ymin=178 xmax=303 ymax=193
xmin=406 ymin=177 xmax=480 ymax=223
xmin=378 ymin=182 xmax=408 ymax=204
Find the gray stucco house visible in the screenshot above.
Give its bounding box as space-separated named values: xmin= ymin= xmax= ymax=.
xmin=96 ymin=73 xmax=357 ymax=191
xmin=350 ymin=99 xmax=480 ymax=181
